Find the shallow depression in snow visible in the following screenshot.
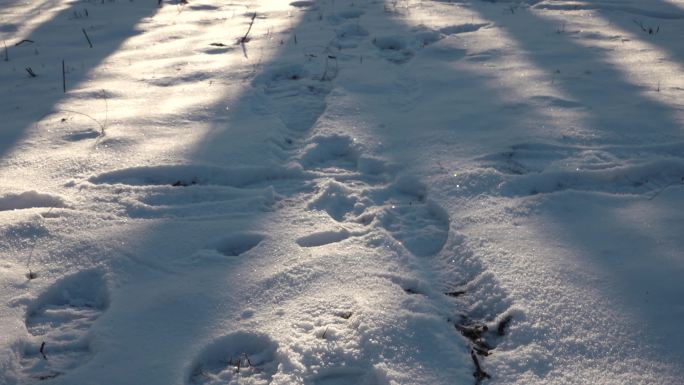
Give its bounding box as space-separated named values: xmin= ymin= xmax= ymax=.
xmin=21 ymin=270 xmax=109 ymax=381
xmin=188 ymin=332 xmax=280 ymax=385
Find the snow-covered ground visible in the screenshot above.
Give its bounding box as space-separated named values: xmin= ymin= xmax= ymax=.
xmin=1 ymin=0 xmax=683 ymax=384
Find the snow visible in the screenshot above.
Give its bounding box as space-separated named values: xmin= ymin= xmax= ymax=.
xmin=1 ymin=0 xmax=684 ymax=384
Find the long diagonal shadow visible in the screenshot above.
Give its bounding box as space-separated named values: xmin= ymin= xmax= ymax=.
xmin=470 ymin=1 xmax=684 ymax=143
xmin=533 ymin=0 xmax=684 ymax=67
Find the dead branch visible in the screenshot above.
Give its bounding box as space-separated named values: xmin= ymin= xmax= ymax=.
xmin=239 ymin=13 xmax=257 ymax=44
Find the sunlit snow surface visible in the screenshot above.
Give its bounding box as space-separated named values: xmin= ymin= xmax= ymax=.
xmin=1 ymin=0 xmax=683 ymax=384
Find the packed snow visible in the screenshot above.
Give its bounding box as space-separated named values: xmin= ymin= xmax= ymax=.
xmin=1 ymin=0 xmax=683 ymax=384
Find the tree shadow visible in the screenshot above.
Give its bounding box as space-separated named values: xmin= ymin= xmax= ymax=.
xmin=470 ymin=1 xmax=683 ymax=144
xmin=462 ymin=0 xmax=684 ymax=376
xmin=534 ymin=0 xmax=684 ymax=68
xmin=531 ymin=189 xmax=684 ymax=370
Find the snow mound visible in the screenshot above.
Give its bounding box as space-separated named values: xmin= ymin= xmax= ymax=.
xmin=0 ymin=191 xmax=67 ymax=212
xmin=296 ymin=229 xmax=351 ymax=247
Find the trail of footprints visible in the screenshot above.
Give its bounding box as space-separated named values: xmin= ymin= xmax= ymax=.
xmin=28 ymin=2 xmax=508 ymax=383
xmin=276 ymin=5 xmax=508 ymax=382
xmin=185 ymin=3 xmax=505 ymax=382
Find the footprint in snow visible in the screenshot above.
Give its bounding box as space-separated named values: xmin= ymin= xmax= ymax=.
xmin=332 ymin=23 xmax=369 ymax=49
xmin=253 ymin=64 xmax=332 ymax=132
xmin=373 ymin=26 xmax=447 ymax=64
xmin=307 ymin=180 xmax=367 ymax=222
xmin=421 ymin=23 xmax=491 ymax=61
xmin=307 ymin=177 xmax=449 ymax=256
xmin=19 ymin=269 xmax=109 ymax=381
xmin=373 ymin=36 xmax=414 ymax=64
xmin=372 ymin=177 xmax=450 ymax=257
xmin=327 ymin=9 xmax=365 ymax=25
xmin=300 ymin=136 xmax=448 ymax=256
xmin=377 ymin=199 xmax=450 ymax=256
xmin=299 ymin=135 xmax=360 ymax=172
xmin=188 ymin=332 xmax=279 ymax=385
xmin=299 ymin=134 xmax=387 ymax=177
xmin=211 ymin=232 xmax=264 ymax=257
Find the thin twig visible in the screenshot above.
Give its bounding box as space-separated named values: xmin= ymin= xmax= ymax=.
xmin=14 ymin=39 xmax=34 ymax=46
xmin=101 ymin=89 xmax=108 ymax=136
xmin=241 ymin=42 xmax=248 ymax=59
xmin=648 ymin=179 xmax=684 ymax=200
xmin=57 ymin=109 xmax=105 ymax=133
xmin=239 ymin=13 xmax=257 ymax=44
xmin=82 ymin=28 xmax=93 ymax=48
xmin=471 ymin=349 xmax=491 ymax=382
xmin=633 ymin=19 xmax=660 ymax=35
